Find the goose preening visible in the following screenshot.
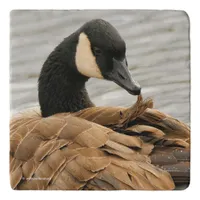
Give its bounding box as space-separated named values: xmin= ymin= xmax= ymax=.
xmin=10 ymin=19 xmax=190 ymax=190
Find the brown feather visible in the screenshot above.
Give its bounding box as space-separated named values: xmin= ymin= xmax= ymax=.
xmin=10 ymin=95 xmax=189 ymax=190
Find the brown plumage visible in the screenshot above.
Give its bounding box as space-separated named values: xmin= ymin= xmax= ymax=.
xmin=10 ymin=95 xmax=190 ymax=190
xmin=75 ymin=95 xmax=190 ymax=185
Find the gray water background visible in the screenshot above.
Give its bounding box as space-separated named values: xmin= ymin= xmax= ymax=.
xmin=10 ymin=10 xmax=190 ymax=124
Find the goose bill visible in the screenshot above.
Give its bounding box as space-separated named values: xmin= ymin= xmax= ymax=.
xmin=106 ymin=58 xmax=141 ymax=95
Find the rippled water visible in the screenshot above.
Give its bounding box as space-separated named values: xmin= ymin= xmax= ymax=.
xmin=10 ymin=10 xmax=190 ymax=124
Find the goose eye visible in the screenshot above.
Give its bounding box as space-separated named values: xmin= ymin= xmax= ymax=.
xmin=93 ymin=47 xmax=102 ymax=56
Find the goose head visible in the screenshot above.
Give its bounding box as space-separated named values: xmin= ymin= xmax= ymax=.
xmin=39 ymin=19 xmax=141 ymax=116
xmin=75 ymin=19 xmax=141 ymax=95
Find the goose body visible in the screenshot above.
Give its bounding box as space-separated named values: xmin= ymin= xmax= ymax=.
xmin=10 ymin=19 xmax=190 ymax=190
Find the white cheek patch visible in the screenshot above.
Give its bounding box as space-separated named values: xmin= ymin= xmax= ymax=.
xmin=75 ymin=32 xmax=103 ymax=79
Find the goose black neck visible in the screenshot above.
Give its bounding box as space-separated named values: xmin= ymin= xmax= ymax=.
xmin=38 ymin=33 xmax=94 ymax=117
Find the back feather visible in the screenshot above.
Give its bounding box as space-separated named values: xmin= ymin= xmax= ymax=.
xmin=10 ymin=98 xmax=176 ymax=190
xmin=74 ymin=95 xmax=190 ymax=186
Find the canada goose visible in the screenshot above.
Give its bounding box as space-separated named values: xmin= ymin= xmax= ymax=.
xmin=10 ymin=19 xmax=190 ymax=190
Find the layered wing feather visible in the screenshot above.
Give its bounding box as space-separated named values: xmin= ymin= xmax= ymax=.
xmin=10 ymin=108 xmax=174 ymax=190
xmin=74 ymin=95 xmax=190 ymax=185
